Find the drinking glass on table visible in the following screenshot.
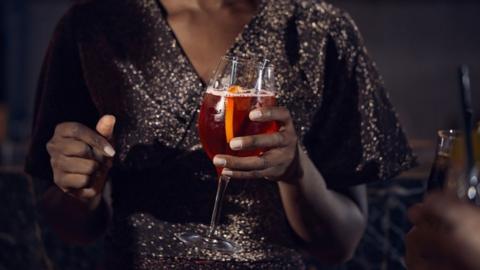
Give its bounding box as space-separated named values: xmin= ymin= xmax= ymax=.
xmin=176 ymin=56 xmax=278 ymax=253
xmin=426 ymin=130 xmax=459 ymax=192
xmin=426 ymin=127 xmax=480 ymax=203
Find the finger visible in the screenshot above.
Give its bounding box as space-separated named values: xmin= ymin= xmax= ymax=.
xmin=69 ymin=187 xmax=99 ymax=200
xmin=221 ymin=166 xmax=285 ymax=180
xmin=409 ymin=205 xmax=452 ymax=233
xmin=249 ymin=107 xmax=292 ymax=126
xmin=51 ymin=155 xmax=99 ymax=175
xmin=47 ymin=139 xmax=95 ymax=159
xmin=55 ymin=122 xmax=115 ymax=157
xmin=55 ymin=173 xmax=90 ymax=189
xmin=213 ymin=155 xmax=271 ymax=171
xmin=96 ymin=115 xmax=116 ymax=140
xmin=229 ymin=132 xmax=287 ymax=151
xmin=221 ymin=167 xmax=272 ymax=179
xmin=420 ymin=193 xmax=475 ymax=231
xmin=94 ymin=115 xmax=116 ymax=160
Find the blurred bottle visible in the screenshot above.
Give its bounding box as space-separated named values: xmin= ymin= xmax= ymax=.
xmin=426 ymin=130 xmax=459 ymax=192
xmin=442 ymin=123 xmax=480 ymax=199
xmin=476 ymin=122 xmax=480 ymax=161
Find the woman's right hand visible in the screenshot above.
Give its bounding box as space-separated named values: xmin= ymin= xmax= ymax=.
xmin=46 ymin=115 xmax=116 ymax=202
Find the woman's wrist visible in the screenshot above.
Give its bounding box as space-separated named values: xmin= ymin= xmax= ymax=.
xmin=83 ymin=193 xmax=103 ymax=211
xmin=278 ymin=144 xmax=304 ymax=185
xmin=41 ymin=185 xmax=109 ymax=243
xmin=85 ymin=196 xmax=110 ymax=237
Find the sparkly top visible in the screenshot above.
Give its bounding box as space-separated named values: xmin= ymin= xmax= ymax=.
xmin=26 ymin=0 xmax=415 ymax=269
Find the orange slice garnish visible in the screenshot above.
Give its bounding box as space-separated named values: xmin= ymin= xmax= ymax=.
xmin=225 ymin=85 xmax=241 ymax=143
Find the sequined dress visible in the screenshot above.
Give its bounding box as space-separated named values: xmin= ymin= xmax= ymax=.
xmin=26 ymin=0 xmax=415 ymax=269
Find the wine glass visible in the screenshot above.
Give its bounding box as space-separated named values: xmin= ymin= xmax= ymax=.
xmin=176 ymin=56 xmax=278 ymax=253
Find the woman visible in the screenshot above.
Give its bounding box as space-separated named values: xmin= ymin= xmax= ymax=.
xmin=26 ymin=0 xmax=415 ymax=268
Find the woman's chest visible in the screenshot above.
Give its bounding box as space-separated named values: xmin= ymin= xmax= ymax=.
xmin=78 ymin=16 xmax=325 ymax=166
xmin=164 ymin=5 xmax=256 ymax=83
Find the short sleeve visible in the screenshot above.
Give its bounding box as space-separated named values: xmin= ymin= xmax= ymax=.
xmin=25 ymin=10 xmax=99 ymax=192
xmin=302 ymin=12 xmax=416 ymax=189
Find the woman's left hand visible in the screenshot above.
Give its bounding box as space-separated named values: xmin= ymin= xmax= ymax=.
xmin=213 ymin=107 xmax=300 ymax=182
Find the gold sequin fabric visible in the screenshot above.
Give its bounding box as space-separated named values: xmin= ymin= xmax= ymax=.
xmin=26 ymin=0 xmax=416 ymax=269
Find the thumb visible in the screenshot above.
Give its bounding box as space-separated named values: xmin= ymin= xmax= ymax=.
xmin=96 ymin=115 xmax=116 ymax=140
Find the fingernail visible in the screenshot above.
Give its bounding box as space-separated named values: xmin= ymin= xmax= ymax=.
xmin=249 ymin=110 xmax=262 ymax=120
xmin=230 ymin=139 xmax=243 ymax=150
xmin=222 ymin=168 xmax=233 ymax=177
xmin=213 ymin=157 xmax=227 ymax=167
xmin=104 ymin=145 xmax=116 ymax=157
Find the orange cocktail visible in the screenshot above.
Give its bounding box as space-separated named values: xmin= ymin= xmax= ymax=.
xmin=198 ymin=86 xmax=278 ymax=166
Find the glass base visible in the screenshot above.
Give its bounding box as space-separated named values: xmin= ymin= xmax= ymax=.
xmin=176 ymin=232 xmax=239 ymax=254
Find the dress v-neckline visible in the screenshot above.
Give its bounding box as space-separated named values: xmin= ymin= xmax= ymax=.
xmin=153 ymin=0 xmax=267 ymax=87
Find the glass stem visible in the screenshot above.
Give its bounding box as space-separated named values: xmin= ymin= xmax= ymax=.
xmin=207 ymin=175 xmax=230 ymax=238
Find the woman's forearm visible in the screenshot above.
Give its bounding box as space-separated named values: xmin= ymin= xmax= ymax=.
xmin=40 ymin=185 xmax=110 ymax=244
xmin=278 ymin=149 xmax=367 ymax=263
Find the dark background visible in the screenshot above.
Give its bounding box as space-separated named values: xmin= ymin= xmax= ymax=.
xmin=1 ymin=0 xmax=479 ymax=269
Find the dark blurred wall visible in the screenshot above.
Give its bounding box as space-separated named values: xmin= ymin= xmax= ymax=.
xmin=335 ymin=0 xmax=480 ymax=144
xmin=0 ymin=3 xmax=5 ymax=103
xmin=2 ymin=0 xmax=69 ymax=164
